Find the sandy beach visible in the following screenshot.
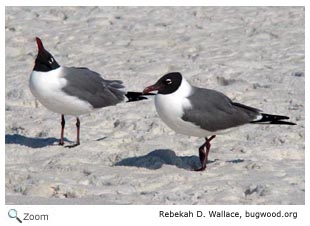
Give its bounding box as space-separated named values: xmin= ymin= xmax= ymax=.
xmin=5 ymin=6 xmax=304 ymax=204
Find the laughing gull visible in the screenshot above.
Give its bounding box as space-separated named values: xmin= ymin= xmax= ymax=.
xmin=143 ymin=72 xmax=296 ymax=171
xmin=29 ymin=37 xmax=151 ymax=147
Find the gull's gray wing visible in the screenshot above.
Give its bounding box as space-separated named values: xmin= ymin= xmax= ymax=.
xmin=61 ymin=67 xmax=126 ymax=108
xmin=182 ymin=87 xmax=261 ymax=132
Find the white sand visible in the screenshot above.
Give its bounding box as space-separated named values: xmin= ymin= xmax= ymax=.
xmin=5 ymin=6 xmax=304 ymax=204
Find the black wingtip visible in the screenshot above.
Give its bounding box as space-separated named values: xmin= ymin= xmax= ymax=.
xmin=125 ymin=92 xmax=155 ymax=102
xmin=270 ymin=121 xmax=296 ymax=125
xmin=251 ymin=113 xmax=296 ymax=125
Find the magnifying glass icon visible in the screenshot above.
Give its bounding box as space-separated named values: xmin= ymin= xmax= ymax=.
xmin=8 ymin=209 xmax=22 ymax=223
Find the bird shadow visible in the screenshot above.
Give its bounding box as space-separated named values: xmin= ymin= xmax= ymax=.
xmin=5 ymin=134 xmax=70 ymax=148
xmin=115 ymin=149 xmax=246 ymax=170
xmin=115 ymin=149 xmax=216 ymax=170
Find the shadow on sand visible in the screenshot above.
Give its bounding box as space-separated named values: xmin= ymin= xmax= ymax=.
xmin=116 ymin=149 xmax=245 ymax=170
xmin=115 ymin=149 xmax=216 ymax=170
xmin=5 ymin=134 xmax=69 ymax=148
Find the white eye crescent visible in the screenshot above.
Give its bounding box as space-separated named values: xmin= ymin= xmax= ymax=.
xmin=166 ymin=79 xmax=172 ymax=84
xmin=48 ymin=58 xmax=54 ymax=64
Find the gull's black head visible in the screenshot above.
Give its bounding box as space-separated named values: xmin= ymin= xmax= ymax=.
xmin=33 ymin=37 xmax=60 ymax=72
xmin=143 ymin=72 xmax=183 ymax=95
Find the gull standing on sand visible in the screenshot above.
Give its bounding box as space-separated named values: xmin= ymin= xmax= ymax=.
xmin=143 ymin=72 xmax=296 ymax=171
xmin=29 ymin=37 xmax=151 ymax=147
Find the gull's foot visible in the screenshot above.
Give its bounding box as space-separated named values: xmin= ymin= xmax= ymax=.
xmin=194 ymin=166 xmax=206 ymax=171
xmin=58 ymin=141 xmax=64 ymax=146
xmin=65 ymin=143 xmax=80 ymax=148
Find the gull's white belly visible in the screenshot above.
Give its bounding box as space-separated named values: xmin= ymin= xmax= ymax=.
xmin=29 ymin=69 xmax=93 ymax=116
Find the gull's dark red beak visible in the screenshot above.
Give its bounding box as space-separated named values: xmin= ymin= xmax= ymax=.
xmin=142 ymin=84 xmax=161 ymax=94
xmin=35 ymin=37 xmax=44 ymax=52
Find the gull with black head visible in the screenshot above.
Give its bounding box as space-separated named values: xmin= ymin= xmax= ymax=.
xmin=29 ymin=37 xmax=151 ymax=147
xmin=143 ymin=72 xmax=296 ymax=171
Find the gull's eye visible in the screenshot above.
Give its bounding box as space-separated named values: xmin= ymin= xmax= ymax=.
xmin=165 ymin=78 xmax=172 ymax=85
xmin=48 ymin=57 xmax=54 ymax=64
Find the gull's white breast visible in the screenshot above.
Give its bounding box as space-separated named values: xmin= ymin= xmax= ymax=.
xmin=29 ymin=67 xmax=93 ymax=116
